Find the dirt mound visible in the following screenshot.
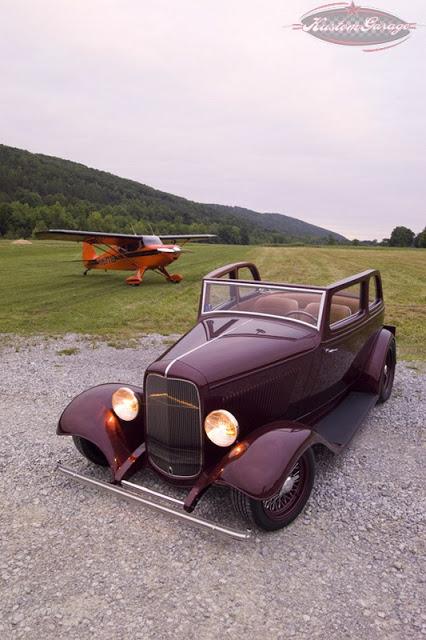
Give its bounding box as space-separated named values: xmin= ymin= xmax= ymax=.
xmin=11 ymin=239 xmax=32 ymax=245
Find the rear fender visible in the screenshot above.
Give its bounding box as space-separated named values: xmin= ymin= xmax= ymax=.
xmin=58 ymin=383 xmax=145 ymax=479
xmin=356 ymin=328 xmax=396 ymax=395
xmin=217 ymin=421 xmax=321 ymax=501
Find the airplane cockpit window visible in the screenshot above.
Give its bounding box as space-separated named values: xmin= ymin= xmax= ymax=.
xmin=143 ymin=235 xmax=162 ymax=246
xmin=126 ymin=241 xmax=141 ymax=251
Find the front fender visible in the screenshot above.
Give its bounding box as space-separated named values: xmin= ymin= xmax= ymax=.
xmin=58 ymin=383 xmax=145 ymax=478
xmin=217 ymin=421 xmax=320 ymax=501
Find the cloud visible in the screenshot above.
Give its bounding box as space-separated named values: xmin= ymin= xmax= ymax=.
xmin=0 ymin=0 xmax=424 ymax=238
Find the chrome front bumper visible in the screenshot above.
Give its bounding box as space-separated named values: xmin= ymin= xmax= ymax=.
xmin=57 ymin=464 xmax=251 ymax=541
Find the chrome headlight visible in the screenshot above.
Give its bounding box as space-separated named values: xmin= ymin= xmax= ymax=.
xmin=112 ymin=387 xmax=139 ymax=421
xmin=204 ymin=410 xmax=239 ymax=447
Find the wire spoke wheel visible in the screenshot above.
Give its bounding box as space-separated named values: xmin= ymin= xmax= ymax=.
xmin=262 ymin=461 xmax=304 ymax=519
xmin=231 ymin=448 xmax=315 ymax=531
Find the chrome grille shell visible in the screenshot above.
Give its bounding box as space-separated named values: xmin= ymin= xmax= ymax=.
xmin=145 ymin=374 xmax=202 ymax=478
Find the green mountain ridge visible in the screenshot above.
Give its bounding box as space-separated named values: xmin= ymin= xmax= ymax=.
xmin=0 ymin=144 xmax=347 ymax=244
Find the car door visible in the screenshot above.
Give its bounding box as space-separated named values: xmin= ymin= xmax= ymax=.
xmin=309 ymin=279 xmax=369 ymax=404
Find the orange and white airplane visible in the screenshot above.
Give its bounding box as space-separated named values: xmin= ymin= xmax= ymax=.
xmin=36 ymin=229 xmax=216 ymax=285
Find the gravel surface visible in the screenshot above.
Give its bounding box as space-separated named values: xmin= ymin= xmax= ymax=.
xmin=0 ymin=334 xmax=425 ymax=640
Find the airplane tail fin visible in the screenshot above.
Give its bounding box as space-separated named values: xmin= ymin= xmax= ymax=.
xmin=82 ymin=242 xmax=97 ymax=265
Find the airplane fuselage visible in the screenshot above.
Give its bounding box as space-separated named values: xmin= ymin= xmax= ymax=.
xmin=82 ymin=239 xmax=183 ymax=285
xmin=36 ymin=228 xmax=216 ymax=286
xmin=85 ymin=244 xmax=181 ymax=271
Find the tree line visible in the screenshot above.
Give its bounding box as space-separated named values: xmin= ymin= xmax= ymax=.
xmin=387 ymin=226 xmax=426 ymax=248
xmin=350 ymin=226 xmax=425 ymax=248
xmin=0 ymin=145 xmax=342 ymax=245
xmin=0 ymin=199 xmax=335 ymax=245
xmin=0 ymin=145 xmax=423 ymax=246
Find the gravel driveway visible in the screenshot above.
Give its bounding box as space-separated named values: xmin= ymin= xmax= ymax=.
xmin=0 ymin=335 xmax=424 ymax=640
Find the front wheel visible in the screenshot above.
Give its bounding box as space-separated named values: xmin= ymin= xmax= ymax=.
xmin=72 ymin=436 xmax=108 ymax=467
xmin=231 ymin=448 xmax=315 ymax=531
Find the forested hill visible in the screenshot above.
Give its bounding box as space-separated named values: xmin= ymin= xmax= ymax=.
xmin=0 ymin=144 xmax=347 ymax=244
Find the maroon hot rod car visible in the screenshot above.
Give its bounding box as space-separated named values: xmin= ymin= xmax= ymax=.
xmin=57 ymin=262 xmax=396 ymax=539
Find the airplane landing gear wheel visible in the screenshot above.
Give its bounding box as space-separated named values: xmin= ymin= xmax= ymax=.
xmin=158 ymin=267 xmax=182 ymax=283
xmin=126 ymin=269 xmax=145 ymax=286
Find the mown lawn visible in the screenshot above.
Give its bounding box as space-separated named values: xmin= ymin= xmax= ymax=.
xmin=0 ymin=241 xmax=424 ymax=359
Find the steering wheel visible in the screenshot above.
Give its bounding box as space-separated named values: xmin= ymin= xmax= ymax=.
xmin=285 ymin=310 xmax=317 ymax=322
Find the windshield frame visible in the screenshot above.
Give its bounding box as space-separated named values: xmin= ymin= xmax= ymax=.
xmin=201 ymin=279 xmax=326 ymax=330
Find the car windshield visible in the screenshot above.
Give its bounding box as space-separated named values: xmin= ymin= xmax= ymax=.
xmin=202 ymin=281 xmax=325 ymax=328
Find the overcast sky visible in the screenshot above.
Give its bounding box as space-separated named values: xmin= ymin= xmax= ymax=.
xmin=1 ymin=1 xmax=425 ymax=239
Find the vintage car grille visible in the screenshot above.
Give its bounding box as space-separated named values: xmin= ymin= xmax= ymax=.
xmin=145 ymin=374 xmax=202 ymax=478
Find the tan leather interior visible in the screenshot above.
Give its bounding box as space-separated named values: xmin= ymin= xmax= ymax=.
xmin=252 ymin=294 xmax=299 ymax=316
xmin=304 ymin=303 xmax=321 ymax=320
xmin=332 ymin=294 xmax=360 ymax=314
xmin=289 ymin=293 xmax=321 ymax=310
xmin=233 ymin=290 xmax=358 ymax=323
xmin=305 ymin=302 xmax=352 ymax=324
xmin=330 ymin=304 xmax=352 ymax=323
xmin=233 ymin=300 xmax=255 ymax=311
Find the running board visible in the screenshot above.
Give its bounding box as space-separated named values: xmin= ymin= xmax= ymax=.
xmin=57 ymin=464 xmax=251 ymax=541
xmin=314 ymin=391 xmax=378 ymax=449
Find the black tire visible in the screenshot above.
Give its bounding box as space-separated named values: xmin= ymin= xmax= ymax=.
xmin=72 ymin=436 xmax=108 ymax=467
xmin=377 ymin=339 xmax=396 ymax=404
xmin=231 ymin=448 xmax=315 ymax=531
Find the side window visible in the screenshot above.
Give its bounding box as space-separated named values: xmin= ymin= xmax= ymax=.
xmin=369 ymin=276 xmax=381 ymax=309
xmin=330 ymin=283 xmax=361 ymax=327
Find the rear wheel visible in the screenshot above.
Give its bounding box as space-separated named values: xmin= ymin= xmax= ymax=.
xmin=72 ymin=436 xmax=108 ymax=467
xmin=377 ymin=340 xmax=396 ymax=404
xmin=231 ymin=448 xmax=315 ymax=531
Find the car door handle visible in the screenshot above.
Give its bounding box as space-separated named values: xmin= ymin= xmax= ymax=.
xmin=325 ymin=348 xmax=338 ymax=354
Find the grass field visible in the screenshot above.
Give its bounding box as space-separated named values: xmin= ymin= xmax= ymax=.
xmin=0 ymin=240 xmax=424 ymax=359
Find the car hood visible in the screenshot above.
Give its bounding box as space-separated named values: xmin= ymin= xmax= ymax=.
xmin=149 ymin=314 xmax=320 ymax=387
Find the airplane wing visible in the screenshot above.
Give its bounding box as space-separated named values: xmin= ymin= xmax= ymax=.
xmin=159 ymin=234 xmax=216 ymax=242
xmin=36 ymin=230 xmax=216 ymax=245
xmin=35 ymin=229 xmax=144 ymax=246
